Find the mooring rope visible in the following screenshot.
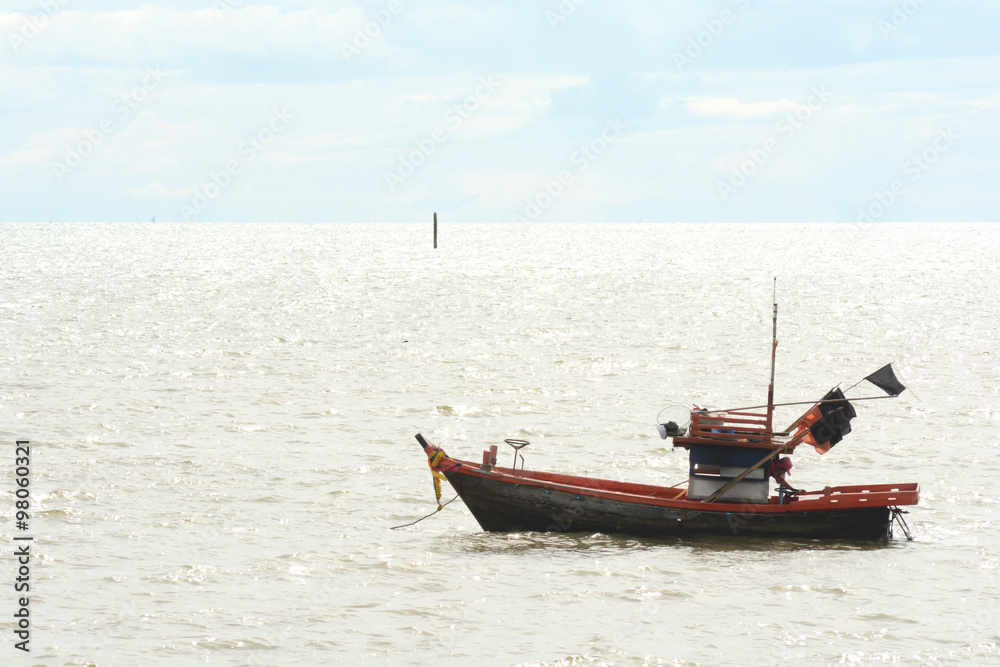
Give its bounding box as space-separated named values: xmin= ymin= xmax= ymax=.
xmin=390 ymin=494 xmax=460 ymax=530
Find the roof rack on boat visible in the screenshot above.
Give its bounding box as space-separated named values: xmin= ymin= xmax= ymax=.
xmin=671 ymin=409 xmax=795 ymax=452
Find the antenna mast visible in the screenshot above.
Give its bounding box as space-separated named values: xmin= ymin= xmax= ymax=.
xmin=766 ymin=278 xmax=777 ymax=441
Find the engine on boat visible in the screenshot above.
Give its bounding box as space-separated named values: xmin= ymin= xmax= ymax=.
xmin=656 ymin=405 xmax=691 ymax=439
xmin=657 ymin=421 xmax=684 ymax=439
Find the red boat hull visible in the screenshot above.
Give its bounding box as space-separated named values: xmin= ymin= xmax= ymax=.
xmin=416 ymin=435 xmax=918 ymax=540
xmin=445 ymin=466 xmax=906 ymax=540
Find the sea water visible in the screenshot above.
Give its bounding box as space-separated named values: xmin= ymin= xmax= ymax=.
xmin=1 ymin=222 xmax=998 ymax=665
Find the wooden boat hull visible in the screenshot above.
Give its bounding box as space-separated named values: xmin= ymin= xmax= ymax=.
xmin=445 ymin=467 xmax=893 ymax=540
xmin=416 ymin=435 xmax=918 ymax=541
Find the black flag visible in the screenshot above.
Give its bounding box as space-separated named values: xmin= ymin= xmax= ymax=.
xmin=865 ymin=364 xmax=906 ymax=396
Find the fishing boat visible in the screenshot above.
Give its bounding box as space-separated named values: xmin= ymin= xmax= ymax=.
xmin=412 ymin=294 xmax=919 ymax=541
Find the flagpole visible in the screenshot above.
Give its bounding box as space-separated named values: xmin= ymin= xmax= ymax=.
xmin=842 ymin=364 xmax=889 ymax=395
xmin=698 ymin=395 xmax=897 ymax=415
xmin=700 ymin=361 xmax=906 ymax=416
xmin=891 ymin=364 xmax=920 ymax=401
xmin=842 ymin=378 xmax=866 ymax=394
xmin=766 ymin=278 xmax=777 ymax=442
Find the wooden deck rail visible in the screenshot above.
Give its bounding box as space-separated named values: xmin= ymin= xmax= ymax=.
xmin=688 ymin=411 xmax=769 ymax=441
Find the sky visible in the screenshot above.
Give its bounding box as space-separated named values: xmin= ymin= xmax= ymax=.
xmin=1 ymin=0 xmax=998 ymax=223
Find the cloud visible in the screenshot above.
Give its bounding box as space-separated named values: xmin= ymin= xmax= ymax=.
xmin=4 ymin=5 xmax=361 ymax=71
xmin=127 ymin=180 xmax=179 ymax=200
xmin=681 ymin=96 xmax=806 ymax=120
xmin=1 ymin=2 xmax=998 ymax=222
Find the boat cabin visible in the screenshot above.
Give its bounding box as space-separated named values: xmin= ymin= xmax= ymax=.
xmin=672 ymin=409 xmax=795 ymax=504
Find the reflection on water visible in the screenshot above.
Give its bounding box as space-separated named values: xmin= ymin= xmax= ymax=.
xmin=445 ymin=529 xmax=900 ymax=559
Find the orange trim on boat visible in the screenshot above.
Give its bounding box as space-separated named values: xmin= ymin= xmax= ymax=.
xmin=439 ymin=455 xmax=919 ymax=513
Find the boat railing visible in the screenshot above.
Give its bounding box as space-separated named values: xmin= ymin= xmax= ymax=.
xmin=793 ymin=482 xmax=920 ymax=498
xmin=687 ymin=410 xmax=770 ymax=443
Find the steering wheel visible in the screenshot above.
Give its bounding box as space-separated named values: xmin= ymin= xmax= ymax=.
xmin=503 ymin=439 xmax=530 ymax=470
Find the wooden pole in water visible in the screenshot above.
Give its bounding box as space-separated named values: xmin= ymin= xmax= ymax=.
xmin=433 ymin=212 xmax=438 ymax=249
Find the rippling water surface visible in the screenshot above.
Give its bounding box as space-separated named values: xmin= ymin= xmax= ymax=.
xmin=1 ymin=222 xmax=998 ymax=666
